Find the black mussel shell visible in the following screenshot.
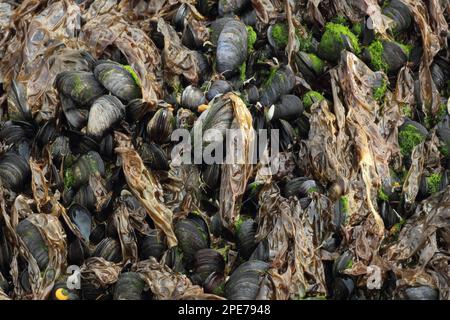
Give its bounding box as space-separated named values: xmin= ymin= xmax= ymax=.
xmin=137 ymin=142 xmax=169 ymax=171
xmin=55 ymin=71 xmax=106 ymax=106
xmin=203 ymin=271 xmax=225 ymax=294
xmin=401 ymin=286 xmax=439 ymax=300
xmin=209 ymin=17 xmax=235 ymax=45
xmin=7 ymin=80 xmax=32 ymax=121
xmin=89 ymin=224 xmax=106 ymax=245
xmin=193 ymin=51 xmax=211 ymax=84
xmin=113 ymin=272 xmax=146 ymax=300
xmin=146 ymin=108 xmax=175 ymax=144
xmin=126 ymin=99 xmax=151 ymax=123
xmin=224 ymin=260 xmax=269 ymax=300
xmin=87 ymin=95 xmax=125 ymax=139
xmin=333 ymin=250 xmax=353 ymax=276
xmin=282 ymin=177 xmax=322 ymax=198
xmin=268 ymin=94 xmax=304 ymax=121
xmin=431 ymin=57 xmax=449 ymax=92
xmin=218 ymin=0 xmax=249 ymax=17
xmin=210 ymin=212 xmax=223 ymax=237
xmin=173 ymin=3 xmax=191 ymax=31
xmin=381 ymin=41 xmax=409 ymax=74
xmin=181 ymin=85 xmax=206 ymax=110
xmin=68 ymin=238 xmax=90 ymax=266
xmin=0 ymin=226 xmax=11 ymax=276
xmin=59 ymin=93 xmax=89 ymax=130
xmin=68 ymin=204 xmax=92 ymax=241
xmin=163 ymin=246 xmax=186 ymax=274
xmin=259 ymin=66 xmax=295 ymax=107
xmin=0 ymin=121 xmax=35 ymax=146
xmin=295 ymin=51 xmax=325 ymax=81
xmin=92 ymin=237 xmax=122 ymax=263
xmin=236 ymin=219 xmax=258 ymax=260
xmin=332 ymin=277 xmax=355 ymax=300
xmin=197 ymin=0 xmax=218 ymax=17
xmin=67 ymin=130 xmax=100 ymax=154
xmin=0 ymin=152 xmax=30 ymax=192
xmin=202 ymin=163 xmax=221 ymax=191
xmin=182 ymin=22 xmax=204 ymax=50
xmin=245 ymin=85 xmax=259 ymax=105
xmin=67 ymin=151 xmax=105 ymax=189
xmin=249 ymin=239 xmax=269 ymax=261
xmin=174 ymin=215 xmax=210 ymax=269
xmin=242 ymin=9 xmax=258 ymax=26
xmin=140 ymin=229 xmax=167 ymax=261
xmin=16 ymin=219 xmax=49 ymax=271
xmin=99 ymin=134 xmax=115 ymax=160
xmin=94 ymin=61 xmax=142 ymax=102
xmin=192 ymin=248 xmax=225 ymax=285
xmin=36 ymin=121 xmax=58 ymax=147
xmin=382 ymin=0 xmax=412 ymax=34
xmin=206 ymin=80 xmax=233 ymax=101
xmin=216 ymin=19 xmax=248 ymax=78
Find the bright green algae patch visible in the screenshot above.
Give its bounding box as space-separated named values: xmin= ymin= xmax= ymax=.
xmin=378 ymin=188 xmax=390 ymax=202
xmin=319 ymin=23 xmax=361 ymax=60
xmin=373 ymin=79 xmax=388 ymax=103
xmin=123 ymin=65 xmax=141 ymax=86
xmin=271 ymin=23 xmax=289 ymax=47
xmin=246 ymin=26 xmax=257 ymax=52
xmin=398 ymin=124 xmax=426 ymax=156
xmin=367 ymin=40 xmax=389 ymax=72
xmin=303 ymin=91 xmax=325 ymax=109
xmin=426 ymin=173 xmax=442 ymax=194
xmin=308 ymin=53 xmax=325 ymax=74
xmin=239 ymin=62 xmax=247 ymax=82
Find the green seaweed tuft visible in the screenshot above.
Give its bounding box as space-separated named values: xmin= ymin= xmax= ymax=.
xmin=303 ymin=91 xmax=325 ymax=109
xmin=367 ymin=40 xmax=389 ymax=72
xmin=308 ymin=53 xmax=324 ymax=75
xmin=123 ymin=65 xmax=141 ymax=86
xmin=64 ymin=168 xmax=74 ymax=190
xmin=426 ymin=173 xmax=442 ymax=194
xmin=398 ymin=124 xmax=426 ymax=156
xmin=271 ymin=23 xmax=289 ymax=48
xmin=340 ymin=196 xmax=349 ymax=214
xmin=373 ymin=79 xmax=388 ymax=103
xmin=401 ymin=104 xmax=413 ymax=118
xmin=239 ymin=62 xmax=247 ymax=82
xmin=319 ymin=22 xmax=361 ymax=61
xmin=246 ymin=26 xmax=257 ymax=52
xmin=352 ymin=22 xmax=363 ymax=37
xmin=378 ymin=188 xmax=389 ymax=202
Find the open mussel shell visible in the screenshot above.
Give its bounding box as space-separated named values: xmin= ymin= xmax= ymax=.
xmin=146 ymin=108 xmax=175 ymax=144
xmin=382 ymin=0 xmax=412 ymax=34
xmin=259 ymin=66 xmax=295 ymax=107
xmin=87 ymin=95 xmax=125 ymax=139
xmin=92 ymin=237 xmax=122 ymax=263
xmin=66 ymin=151 xmax=105 ymax=189
xmin=137 ymin=142 xmax=169 ymax=171
xmin=295 ymin=52 xmax=325 ymax=81
xmin=206 ymin=80 xmax=233 ymax=101
xmin=181 ymin=85 xmax=206 ymax=110
xmin=236 ymin=219 xmax=258 ymax=260
xmin=68 ymin=204 xmax=92 ymax=241
xmin=268 ymin=94 xmax=304 ymax=121
xmin=224 ymin=260 xmax=269 ymax=300
xmin=379 ymin=201 xmax=400 ymax=230
xmin=216 ymin=19 xmax=248 ymax=78
xmin=113 ymin=272 xmax=146 ymax=300
xmin=0 ymin=152 xmax=30 ymax=192
xmin=174 ymin=215 xmax=210 ymax=269
xmin=191 ymin=248 xmax=225 ymax=285
xmin=140 ymin=229 xmax=167 ymax=260
xmin=94 ymin=61 xmax=141 ymax=102
xmin=16 ymin=219 xmax=49 ymax=271
xmin=55 ymin=71 xmax=106 ymax=106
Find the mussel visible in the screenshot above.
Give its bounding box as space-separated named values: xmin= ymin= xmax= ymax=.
xmin=216 ymin=19 xmax=248 ymax=78
xmin=146 ymin=108 xmax=175 ymax=144
xmin=191 ymin=248 xmax=225 ymax=285
xmin=382 ymin=0 xmax=412 ymax=34
xmin=94 ymin=61 xmax=142 ymax=102
xmin=65 ymin=151 xmax=105 ymax=189
xmin=140 ymin=229 xmax=167 ymax=261
xmin=181 ymin=85 xmax=206 ymax=110
xmin=87 ymin=95 xmax=125 ymax=139
xmin=55 ymin=71 xmax=106 ymax=105
xmin=259 ymin=66 xmax=295 ymax=107
xmin=0 ymin=152 xmax=30 ymax=192
xmin=16 ymin=219 xmax=49 ymax=271
xmin=224 ymin=260 xmax=269 ymax=300
xmin=235 ymin=219 xmax=258 ymax=260
xmin=267 ymin=95 xmax=304 ymax=121
xmin=318 ymin=22 xmax=361 ymax=62
xmin=113 ymin=272 xmax=146 ymax=300
xmin=92 ymin=237 xmax=122 ymax=263
xmin=206 ymin=80 xmax=233 ymax=101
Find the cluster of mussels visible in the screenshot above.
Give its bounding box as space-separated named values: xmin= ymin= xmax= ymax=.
xmin=0 ymin=0 xmax=449 ymax=300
